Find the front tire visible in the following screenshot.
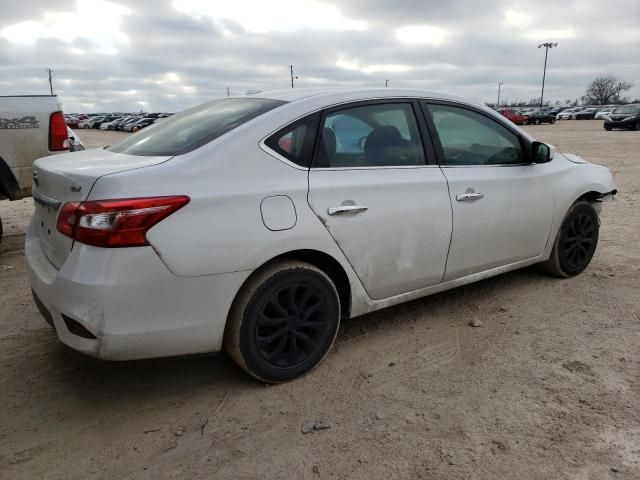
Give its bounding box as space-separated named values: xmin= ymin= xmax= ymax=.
xmin=224 ymin=260 xmax=341 ymax=383
xmin=541 ymin=201 xmax=599 ymax=277
xmin=550 ymin=117 xmax=556 ymax=124
xmin=535 ymin=118 xmax=541 ymax=125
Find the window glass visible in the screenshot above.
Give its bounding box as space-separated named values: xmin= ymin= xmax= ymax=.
xmin=108 ymin=98 xmax=285 ymax=156
xmin=316 ymin=103 xmax=425 ymax=168
xmin=265 ymin=112 xmax=320 ymax=167
xmin=426 ymin=104 xmax=524 ymax=165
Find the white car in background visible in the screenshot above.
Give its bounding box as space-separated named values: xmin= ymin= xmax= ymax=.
xmin=595 ymin=108 xmax=615 ymax=120
xmin=26 ymin=88 xmax=616 ymax=383
xmin=557 ymin=108 xmax=582 ymax=120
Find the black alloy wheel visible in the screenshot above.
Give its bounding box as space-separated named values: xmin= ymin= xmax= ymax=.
xmin=224 ymin=260 xmax=341 ymax=383
xmin=254 ymin=281 xmax=332 ymax=369
xmin=559 ymin=211 xmax=597 ymax=272
xmin=541 ymin=201 xmax=599 ymax=277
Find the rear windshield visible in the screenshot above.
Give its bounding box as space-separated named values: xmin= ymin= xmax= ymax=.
xmin=107 ymin=98 xmax=286 ymax=156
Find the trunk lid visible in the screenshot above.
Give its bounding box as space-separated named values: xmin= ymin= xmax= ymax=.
xmin=32 ymin=149 xmax=171 ymax=269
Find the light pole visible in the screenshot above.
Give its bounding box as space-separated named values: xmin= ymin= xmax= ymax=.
xmin=289 ymin=65 xmax=298 ymax=88
xmin=385 ymin=79 xmax=389 ymax=88
xmin=537 ymin=42 xmax=558 ymax=110
xmin=47 ymin=68 xmax=54 ymax=95
xmin=497 ymin=82 xmax=503 ymax=107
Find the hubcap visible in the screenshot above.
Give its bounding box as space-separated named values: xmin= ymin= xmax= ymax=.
xmin=561 ymin=212 xmax=596 ymax=269
xmin=255 ymin=282 xmax=329 ymax=368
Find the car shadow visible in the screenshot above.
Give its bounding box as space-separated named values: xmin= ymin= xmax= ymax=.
xmin=36 ymin=265 xmax=549 ymax=403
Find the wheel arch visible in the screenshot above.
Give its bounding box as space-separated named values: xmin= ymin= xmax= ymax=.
xmin=229 ymin=249 xmax=352 ymax=321
xmin=0 ymin=156 xmax=22 ymax=200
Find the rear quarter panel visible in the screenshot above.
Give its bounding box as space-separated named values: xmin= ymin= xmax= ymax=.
xmin=88 ymin=118 xmax=372 ymax=316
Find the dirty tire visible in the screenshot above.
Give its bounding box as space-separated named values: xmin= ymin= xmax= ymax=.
xmin=224 ymin=260 xmax=340 ymax=383
xmin=541 ymin=201 xmax=599 ymax=278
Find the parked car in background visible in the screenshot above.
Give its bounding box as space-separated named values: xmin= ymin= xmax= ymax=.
xmin=67 ymin=127 xmax=85 ymax=152
xmin=595 ymin=108 xmax=615 ymax=120
xmin=125 ymin=117 xmax=156 ymax=132
xmin=0 ymin=95 xmax=69 ymax=242
xmin=117 ymin=117 xmax=141 ymax=131
xmin=556 ymin=108 xmax=580 ymax=120
xmin=575 ymin=108 xmax=599 ymax=120
xmin=526 ymin=110 xmax=556 ymax=125
xmin=65 ymin=116 xmax=80 ymax=128
xmin=25 ymin=89 xmax=616 ymax=382
xmin=498 ymin=108 xmax=527 ymax=125
xmin=78 ymin=117 xmax=94 ymax=129
xmin=604 ymin=104 xmax=640 ymax=131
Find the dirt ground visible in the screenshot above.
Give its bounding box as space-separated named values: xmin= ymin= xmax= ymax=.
xmin=0 ymin=121 xmax=638 ymax=479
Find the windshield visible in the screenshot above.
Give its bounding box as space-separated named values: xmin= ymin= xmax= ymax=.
xmin=613 ymin=105 xmax=640 ymax=114
xmin=108 ymin=98 xmax=286 ymax=156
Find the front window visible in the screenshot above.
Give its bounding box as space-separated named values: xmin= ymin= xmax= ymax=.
xmin=426 ymin=103 xmax=524 ymax=166
xmin=108 ymin=98 xmax=286 ymax=156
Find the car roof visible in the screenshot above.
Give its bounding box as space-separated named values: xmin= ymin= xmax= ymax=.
xmin=243 ymin=87 xmax=478 ymax=106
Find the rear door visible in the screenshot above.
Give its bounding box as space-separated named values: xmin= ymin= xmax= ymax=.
xmin=422 ymin=101 xmax=554 ymax=281
xmin=306 ymin=100 xmax=452 ymax=300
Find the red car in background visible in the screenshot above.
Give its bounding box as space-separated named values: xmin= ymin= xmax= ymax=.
xmin=498 ymin=108 xmax=527 ymax=125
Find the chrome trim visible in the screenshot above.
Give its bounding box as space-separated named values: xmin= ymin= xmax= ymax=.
xmin=328 ymin=205 xmax=368 ymax=215
xmin=456 ymin=192 xmax=485 ymax=202
xmin=32 ymin=190 xmax=61 ymax=210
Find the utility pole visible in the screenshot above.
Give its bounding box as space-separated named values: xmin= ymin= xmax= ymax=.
xmin=497 ymin=82 xmax=503 ymax=107
xmin=537 ymin=42 xmax=558 ymax=110
xmin=47 ymin=68 xmax=54 ymax=95
xmin=385 ymin=79 xmax=389 ymax=88
xmin=289 ymin=65 xmax=298 ymax=88
xmin=226 ymin=87 xmax=230 ymax=97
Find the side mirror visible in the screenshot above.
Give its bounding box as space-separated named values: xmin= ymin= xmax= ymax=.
xmin=531 ymin=141 xmax=554 ymax=164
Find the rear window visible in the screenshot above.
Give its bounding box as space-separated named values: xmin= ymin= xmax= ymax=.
xmin=108 ymin=98 xmax=286 ymax=156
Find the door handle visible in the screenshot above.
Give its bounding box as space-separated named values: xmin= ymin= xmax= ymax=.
xmin=328 ymin=205 xmax=368 ymax=215
xmin=456 ymin=192 xmax=485 ymax=202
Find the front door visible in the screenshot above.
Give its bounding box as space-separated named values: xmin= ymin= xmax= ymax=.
xmin=307 ymin=101 xmax=452 ymax=300
xmin=423 ymin=102 xmax=554 ymax=281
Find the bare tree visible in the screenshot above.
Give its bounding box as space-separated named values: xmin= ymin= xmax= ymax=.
xmin=584 ymin=76 xmax=633 ymax=104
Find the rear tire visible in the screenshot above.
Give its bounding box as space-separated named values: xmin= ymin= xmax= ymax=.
xmin=535 ymin=119 xmax=541 ymax=125
xmin=224 ymin=260 xmax=341 ymax=383
xmin=550 ymin=117 xmax=556 ymax=124
xmin=541 ymin=201 xmax=599 ymax=278
xmin=635 ymin=120 xmax=640 ymax=131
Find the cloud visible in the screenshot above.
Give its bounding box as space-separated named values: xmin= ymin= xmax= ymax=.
xmin=1 ymin=0 xmax=130 ymax=54
xmin=396 ymin=25 xmax=448 ymax=45
xmin=0 ymin=0 xmax=638 ymax=112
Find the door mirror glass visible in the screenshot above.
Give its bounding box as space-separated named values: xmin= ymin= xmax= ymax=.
xmin=532 ymin=141 xmax=553 ymax=163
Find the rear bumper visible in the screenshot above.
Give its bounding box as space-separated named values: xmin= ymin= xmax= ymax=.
xmin=25 ymin=221 xmax=251 ymax=360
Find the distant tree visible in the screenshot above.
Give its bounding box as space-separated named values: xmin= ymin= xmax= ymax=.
xmin=584 ymin=76 xmax=633 ymax=105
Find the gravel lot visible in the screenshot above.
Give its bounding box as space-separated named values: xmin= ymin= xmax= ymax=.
xmin=1 ymin=121 xmax=639 ymax=479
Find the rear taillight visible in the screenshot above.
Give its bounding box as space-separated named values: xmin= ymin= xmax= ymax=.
xmin=49 ymin=111 xmax=69 ymax=151
xmin=56 ymin=196 xmax=190 ymax=247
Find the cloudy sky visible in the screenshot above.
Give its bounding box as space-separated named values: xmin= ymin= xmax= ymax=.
xmin=1 ymin=0 xmax=639 ymax=112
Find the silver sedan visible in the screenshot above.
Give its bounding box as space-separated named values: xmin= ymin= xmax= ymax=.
xmin=26 ymin=88 xmax=616 ymax=382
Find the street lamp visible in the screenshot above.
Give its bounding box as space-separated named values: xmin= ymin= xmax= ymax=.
xmin=497 ymin=82 xmax=503 ymax=107
xmin=385 ymin=79 xmax=389 ymax=88
xmin=537 ymin=42 xmax=558 ymax=110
